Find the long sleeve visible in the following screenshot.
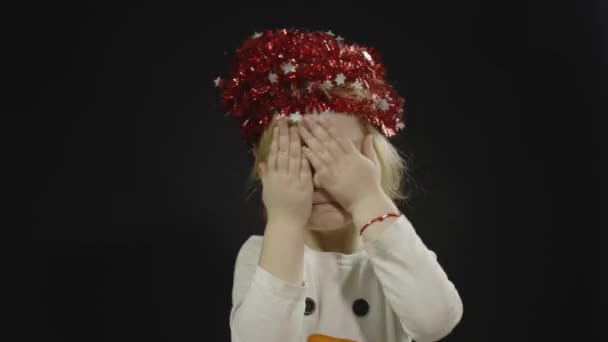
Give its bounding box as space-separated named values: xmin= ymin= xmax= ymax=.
xmin=230 ymin=236 xmax=307 ymax=342
xmin=363 ymin=215 xmax=463 ymax=342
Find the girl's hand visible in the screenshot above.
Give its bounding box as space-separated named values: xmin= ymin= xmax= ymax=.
xmin=258 ymin=117 xmax=313 ymax=228
xmin=298 ymin=115 xmax=382 ymax=214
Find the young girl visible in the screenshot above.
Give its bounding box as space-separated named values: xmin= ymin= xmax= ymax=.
xmin=216 ymin=29 xmax=463 ymax=342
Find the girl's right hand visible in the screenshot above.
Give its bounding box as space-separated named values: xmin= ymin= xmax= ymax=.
xmin=258 ymin=117 xmax=313 ymax=228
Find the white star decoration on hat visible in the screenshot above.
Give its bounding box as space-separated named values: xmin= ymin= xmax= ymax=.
xmin=289 ymin=112 xmax=303 ymax=123
xmin=397 ymin=122 xmax=405 ymax=129
xmin=214 ymin=77 xmax=222 ymax=87
xmin=252 ymin=32 xmax=263 ymax=39
xmin=336 ymin=35 xmax=344 ymax=42
xmin=376 ymin=98 xmax=390 ymax=111
xmin=351 ymin=79 xmax=364 ymax=90
xmin=281 ymin=62 xmax=297 ymax=74
xmin=268 ymin=71 xmax=278 ymax=84
xmin=326 ymin=30 xmax=335 ymax=36
xmin=362 ymin=50 xmax=373 ymax=62
xmin=321 ymin=80 xmax=334 ymax=89
xmin=335 ymin=73 xmax=346 ymax=85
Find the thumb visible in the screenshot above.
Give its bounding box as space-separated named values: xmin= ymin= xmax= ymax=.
xmin=258 ymin=162 xmax=266 ymax=178
xmin=362 ymin=134 xmax=378 ymax=166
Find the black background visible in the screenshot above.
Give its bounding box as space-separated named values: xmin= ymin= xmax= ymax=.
xmin=24 ymin=2 xmax=605 ymax=341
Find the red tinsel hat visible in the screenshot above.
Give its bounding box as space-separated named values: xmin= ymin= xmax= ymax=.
xmin=215 ymin=28 xmax=407 ymax=149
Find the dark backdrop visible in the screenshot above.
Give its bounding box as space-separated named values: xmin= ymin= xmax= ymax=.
xmin=25 ymin=2 xmax=605 ymax=341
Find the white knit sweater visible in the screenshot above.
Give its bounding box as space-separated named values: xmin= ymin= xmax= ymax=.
xmin=229 ymin=214 xmax=463 ymax=342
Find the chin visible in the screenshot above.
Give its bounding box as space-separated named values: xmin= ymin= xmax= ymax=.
xmin=306 ymin=203 xmax=352 ymax=231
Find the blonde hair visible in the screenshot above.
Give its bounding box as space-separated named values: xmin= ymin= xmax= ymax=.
xmin=242 ymin=86 xmax=415 ymax=211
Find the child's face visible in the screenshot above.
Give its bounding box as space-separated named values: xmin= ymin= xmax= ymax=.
xmin=305 ymin=112 xmax=366 ymax=231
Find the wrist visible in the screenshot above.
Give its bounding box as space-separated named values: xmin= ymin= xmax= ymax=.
xmin=348 ymin=187 xmax=391 ymax=214
xmin=349 ymin=190 xmax=400 ymax=233
xmin=266 ymin=215 xmax=307 ymax=231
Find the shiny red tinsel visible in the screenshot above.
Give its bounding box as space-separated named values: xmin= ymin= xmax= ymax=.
xmin=217 ymin=28 xmax=406 ymax=149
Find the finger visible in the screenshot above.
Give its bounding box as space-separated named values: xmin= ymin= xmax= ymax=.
xmin=300 ymin=147 xmax=311 ymax=183
xmin=289 ymin=125 xmax=301 ymax=177
xmin=269 ymin=125 xmax=279 ymax=173
xmin=303 ymin=146 xmax=325 ymax=177
xmin=304 ymin=116 xmax=342 ymax=160
xmin=316 ymin=117 xmax=356 ymax=154
xmin=313 ymin=173 xmax=322 ymax=186
xmin=298 ymin=120 xmax=332 ymax=168
xmin=277 ymin=118 xmax=289 ymax=175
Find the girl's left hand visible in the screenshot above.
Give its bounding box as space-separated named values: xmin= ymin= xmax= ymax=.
xmin=298 ymin=114 xmax=382 ymax=214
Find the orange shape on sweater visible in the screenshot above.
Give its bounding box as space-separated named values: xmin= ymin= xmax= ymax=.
xmin=307 ymin=333 xmax=357 ymax=342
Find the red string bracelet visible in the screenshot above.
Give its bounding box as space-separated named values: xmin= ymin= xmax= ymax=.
xmin=359 ymin=212 xmax=401 ymax=235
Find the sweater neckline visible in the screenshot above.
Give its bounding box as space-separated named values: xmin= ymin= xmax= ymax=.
xmin=303 ymin=243 xmax=367 ymax=265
